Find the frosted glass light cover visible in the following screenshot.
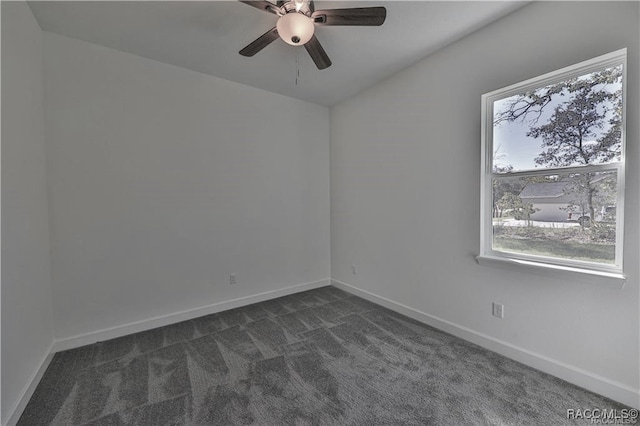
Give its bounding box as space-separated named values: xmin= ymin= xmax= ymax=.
xmin=277 ymin=13 xmax=314 ymax=46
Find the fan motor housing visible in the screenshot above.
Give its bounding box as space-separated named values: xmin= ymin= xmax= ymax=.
xmin=281 ymin=1 xmax=313 ymax=16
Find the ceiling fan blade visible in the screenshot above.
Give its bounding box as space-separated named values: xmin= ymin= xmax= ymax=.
xmin=304 ymin=35 xmax=331 ymax=70
xmin=312 ymin=7 xmax=386 ymax=26
xmin=239 ymin=1 xmax=281 ymax=15
xmin=239 ymin=27 xmax=279 ymax=57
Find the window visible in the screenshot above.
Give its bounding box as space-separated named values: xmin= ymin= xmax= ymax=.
xmin=479 ymin=50 xmax=626 ymax=279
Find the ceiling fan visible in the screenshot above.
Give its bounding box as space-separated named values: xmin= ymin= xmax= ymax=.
xmin=239 ymin=0 xmax=386 ymax=70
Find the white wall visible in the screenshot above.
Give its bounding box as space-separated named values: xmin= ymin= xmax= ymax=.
xmin=1 ymin=2 xmax=55 ymax=422
xmin=330 ymin=1 xmax=639 ymax=406
xmin=43 ymin=33 xmax=330 ymax=340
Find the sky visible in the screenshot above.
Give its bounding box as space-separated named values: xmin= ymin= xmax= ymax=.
xmin=492 ymin=101 xmax=551 ymax=172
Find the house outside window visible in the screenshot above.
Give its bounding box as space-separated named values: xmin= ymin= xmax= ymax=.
xmin=478 ymin=49 xmax=626 ymax=278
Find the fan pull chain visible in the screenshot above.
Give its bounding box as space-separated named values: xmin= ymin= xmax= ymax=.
xmin=295 ymin=50 xmax=300 ymax=86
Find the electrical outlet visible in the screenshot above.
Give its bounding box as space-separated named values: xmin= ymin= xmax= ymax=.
xmin=492 ymin=302 xmax=504 ymax=319
xmin=351 ymin=265 xmax=358 ymax=275
xmin=230 ymin=274 xmax=236 ymax=285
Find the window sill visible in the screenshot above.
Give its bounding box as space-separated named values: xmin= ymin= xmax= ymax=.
xmin=475 ymin=255 xmax=626 ymax=289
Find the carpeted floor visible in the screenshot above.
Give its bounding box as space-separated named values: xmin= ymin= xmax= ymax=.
xmin=19 ymin=286 xmax=629 ymax=425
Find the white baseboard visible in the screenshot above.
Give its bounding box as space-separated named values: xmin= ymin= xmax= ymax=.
xmin=331 ymin=279 xmax=640 ymax=409
xmin=3 ymin=341 xmax=55 ymax=426
xmin=53 ymin=278 xmax=330 ymax=353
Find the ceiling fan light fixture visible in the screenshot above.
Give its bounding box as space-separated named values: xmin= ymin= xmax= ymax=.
xmin=276 ymin=13 xmax=314 ymax=46
xmin=239 ymin=1 xmax=387 ymax=69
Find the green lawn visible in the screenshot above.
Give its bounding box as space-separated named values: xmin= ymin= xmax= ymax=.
xmin=493 ymin=237 xmax=615 ymax=263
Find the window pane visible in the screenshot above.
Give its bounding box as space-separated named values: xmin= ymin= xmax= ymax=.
xmin=492 ymin=65 xmax=623 ymax=173
xmin=492 ymin=171 xmax=617 ymax=264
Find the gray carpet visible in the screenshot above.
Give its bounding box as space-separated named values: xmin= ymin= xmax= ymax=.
xmin=19 ymin=286 xmax=629 ymax=425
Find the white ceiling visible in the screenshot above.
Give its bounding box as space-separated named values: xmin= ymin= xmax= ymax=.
xmin=28 ymin=1 xmax=527 ymax=106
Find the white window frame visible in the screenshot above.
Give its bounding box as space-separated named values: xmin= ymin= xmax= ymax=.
xmin=478 ymin=49 xmax=627 ymax=283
